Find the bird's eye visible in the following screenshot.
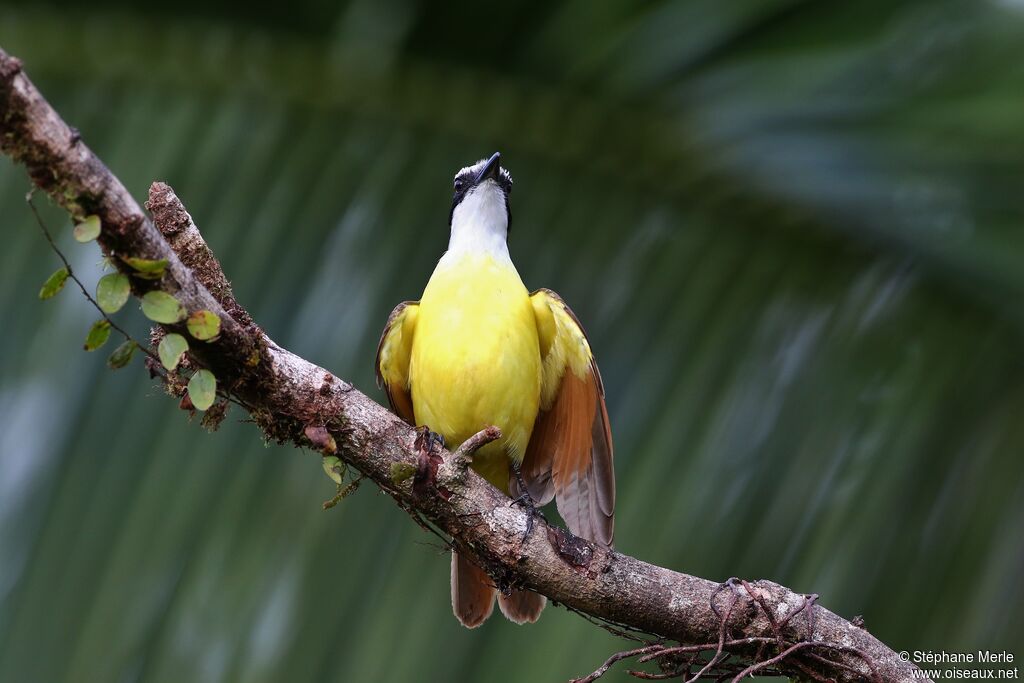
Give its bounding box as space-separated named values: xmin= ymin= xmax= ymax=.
xmin=454 ymin=179 xmax=465 ymax=192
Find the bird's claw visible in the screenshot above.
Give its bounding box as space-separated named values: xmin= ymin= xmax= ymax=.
xmin=423 ymin=428 xmax=445 ymax=453
xmin=509 ymin=481 xmax=546 ymax=542
xmin=412 ymin=426 xmax=445 ymax=496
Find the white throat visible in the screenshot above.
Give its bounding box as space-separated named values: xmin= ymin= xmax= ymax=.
xmin=446 ymin=182 xmax=510 ymax=262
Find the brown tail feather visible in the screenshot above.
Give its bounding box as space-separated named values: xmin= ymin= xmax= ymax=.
xmin=451 ymin=552 xmax=497 ymax=628
xmin=498 ymin=589 xmax=546 ymax=624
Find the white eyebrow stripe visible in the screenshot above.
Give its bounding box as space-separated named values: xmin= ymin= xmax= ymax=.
xmin=453 ymin=159 xmax=490 ymax=180
xmin=452 ymin=160 xmax=514 ymax=186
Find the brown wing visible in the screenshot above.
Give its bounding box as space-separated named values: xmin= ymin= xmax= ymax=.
xmin=520 ymin=290 xmax=615 ymax=546
xmin=375 ymin=301 xmax=418 ymax=424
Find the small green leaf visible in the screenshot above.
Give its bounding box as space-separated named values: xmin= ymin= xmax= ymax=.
xmin=107 ymin=340 xmax=137 ymax=369
xmin=141 ymin=291 xmax=186 ymax=323
xmin=84 ymin=319 xmax=111 ymax=351
xmin=187 ymin=369 xmax=216 ymax=411
xmin=322 ymin=456 xmax=344 ymax=484
xmin=186 ymin=310 xmax=221 ymax=341
xmin=73 ymin=215 xmax=101 ymax=243
xmin=39 ymin=267 xmax=69 ymax=299
xmin=96 ymin=273 xmax=130 ymax=313
xmin=158 ymin=333 xmax=189 ymax=371
xmin=122 ymin=256 xmax=169 ymax=280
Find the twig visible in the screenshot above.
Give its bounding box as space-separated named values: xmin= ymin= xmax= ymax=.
xmin=806 ymin=651 xmax=875 ymax=680
xmin=450 ymin=425 xmax=502 ymax=471
xmin=572 ymin=646 xmax=665 ymax=683
xmin=587 ymin=581 xmax=866 ymax=683
xmin=731 ymin=641 xmax=817 ymax=682
xmin=683 ymin=582 xmax=742 ymax=683
xmin=636 ymin=638 xmax=775 ymax=664
xmin=27 ymin=191 xmax=160 ymax=364
xmin=627 ymin=669 xmax=686 ymax=680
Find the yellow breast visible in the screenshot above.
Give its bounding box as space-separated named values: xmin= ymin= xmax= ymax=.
xmin=410 ymin=253 xmax=541 ymax=489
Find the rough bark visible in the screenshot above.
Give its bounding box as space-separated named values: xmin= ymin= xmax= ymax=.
xmin=0 ymin=46 xmax=927 ymax=683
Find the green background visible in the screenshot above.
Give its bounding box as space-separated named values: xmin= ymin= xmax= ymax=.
xmin=1 ymin=1 xmax=1022 ymax=681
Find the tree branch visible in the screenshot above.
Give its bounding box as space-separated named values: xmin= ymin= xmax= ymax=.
xmin=0 ymin=46 xmax=927 ymax=683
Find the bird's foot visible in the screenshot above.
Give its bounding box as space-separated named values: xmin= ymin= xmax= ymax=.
xmin=509 ymin=464 xmax=546 ymax=542
xmin=416 ymin=427 xmax=445 ymax=454
xmin=412 ymin=426 xmax=445 ymax=496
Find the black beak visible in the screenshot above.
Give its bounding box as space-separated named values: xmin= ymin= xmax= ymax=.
xmin=476 ymin=152 xmax=501 ymax=184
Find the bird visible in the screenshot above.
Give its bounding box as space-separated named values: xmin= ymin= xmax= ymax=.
xmin=376 ymin=152 xmax=615 ymax=627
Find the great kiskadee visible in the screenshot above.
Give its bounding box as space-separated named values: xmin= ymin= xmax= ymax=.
xmin=376 ymin=152 xmax=615 ymax=627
